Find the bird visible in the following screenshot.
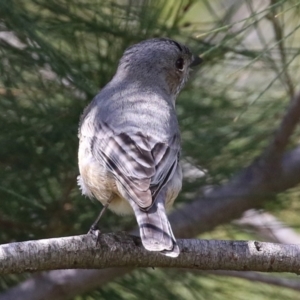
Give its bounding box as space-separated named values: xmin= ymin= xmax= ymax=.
xmin=77 ymin=38 xmax=202 ymax=257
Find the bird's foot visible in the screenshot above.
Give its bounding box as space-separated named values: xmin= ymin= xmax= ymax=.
xmin=88 ymin=225 xmax=101 ymax=245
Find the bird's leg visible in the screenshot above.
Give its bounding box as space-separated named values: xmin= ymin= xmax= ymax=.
xmin=88 ymin=196 xmax=112 ymax=236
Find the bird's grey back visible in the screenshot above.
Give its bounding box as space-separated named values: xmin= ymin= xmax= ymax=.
xmin=81 ymin=77 xmax=180 ymax=145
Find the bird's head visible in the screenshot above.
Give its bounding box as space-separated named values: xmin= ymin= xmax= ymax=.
xmin=117 ymin=38 xmax=202 ymax=97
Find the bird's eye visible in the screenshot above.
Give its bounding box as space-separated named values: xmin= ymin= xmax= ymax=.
xmin=175 ymin=57 xmax=184 ymax=70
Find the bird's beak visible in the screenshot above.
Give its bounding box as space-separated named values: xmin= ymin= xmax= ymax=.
xmin=190 ymin=55 xmax=203 ymax=67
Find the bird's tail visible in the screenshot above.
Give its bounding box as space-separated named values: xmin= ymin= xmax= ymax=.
xmin=131 ymin=193 xmax=180 ymax=257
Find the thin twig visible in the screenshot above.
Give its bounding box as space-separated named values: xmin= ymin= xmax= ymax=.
xmin=267 ymin=0 xmax=295 ymax=97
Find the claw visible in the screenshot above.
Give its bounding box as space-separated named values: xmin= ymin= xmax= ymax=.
xmin=88 ymin=225 xmax=101 ymax=245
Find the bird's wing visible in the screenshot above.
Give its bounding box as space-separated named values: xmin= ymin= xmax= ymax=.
xmin=80 ymin=117 xmax=179 ymax=209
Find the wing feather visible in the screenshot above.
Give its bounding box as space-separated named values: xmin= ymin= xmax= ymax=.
xmin=81 ymin=119 xmax=180 ymax=209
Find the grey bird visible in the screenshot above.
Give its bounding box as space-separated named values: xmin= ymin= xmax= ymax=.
xmin=78 ymin=38 xmax=202 ymax=257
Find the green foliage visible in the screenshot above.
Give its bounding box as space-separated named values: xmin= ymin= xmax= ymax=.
xmin=1 ymin=0 xmax=300 ymax=299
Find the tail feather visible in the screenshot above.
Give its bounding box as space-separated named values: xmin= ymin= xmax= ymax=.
xmin=131 ymin=193 xmax=179 ymax=257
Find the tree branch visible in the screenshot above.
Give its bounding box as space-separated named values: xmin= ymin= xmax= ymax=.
xmin=1 ymin=232 xmax=300 ymax=275
xmin=186 ymin=211 xmax=300 ymax=292
xmin=170 ymin=145 xmax=300 ymax=239
xmin=262 ymin=90 xmax=300 ymax=164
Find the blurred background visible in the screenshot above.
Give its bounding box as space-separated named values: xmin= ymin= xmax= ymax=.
xmin=1 ymin=0 xmax=300 ymax=299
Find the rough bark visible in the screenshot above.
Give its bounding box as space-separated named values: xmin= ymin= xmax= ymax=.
xmin=1 ymin=232 xmax=300 ymax=274
xmin=189 ymin=210 xmax=300 ymax=292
